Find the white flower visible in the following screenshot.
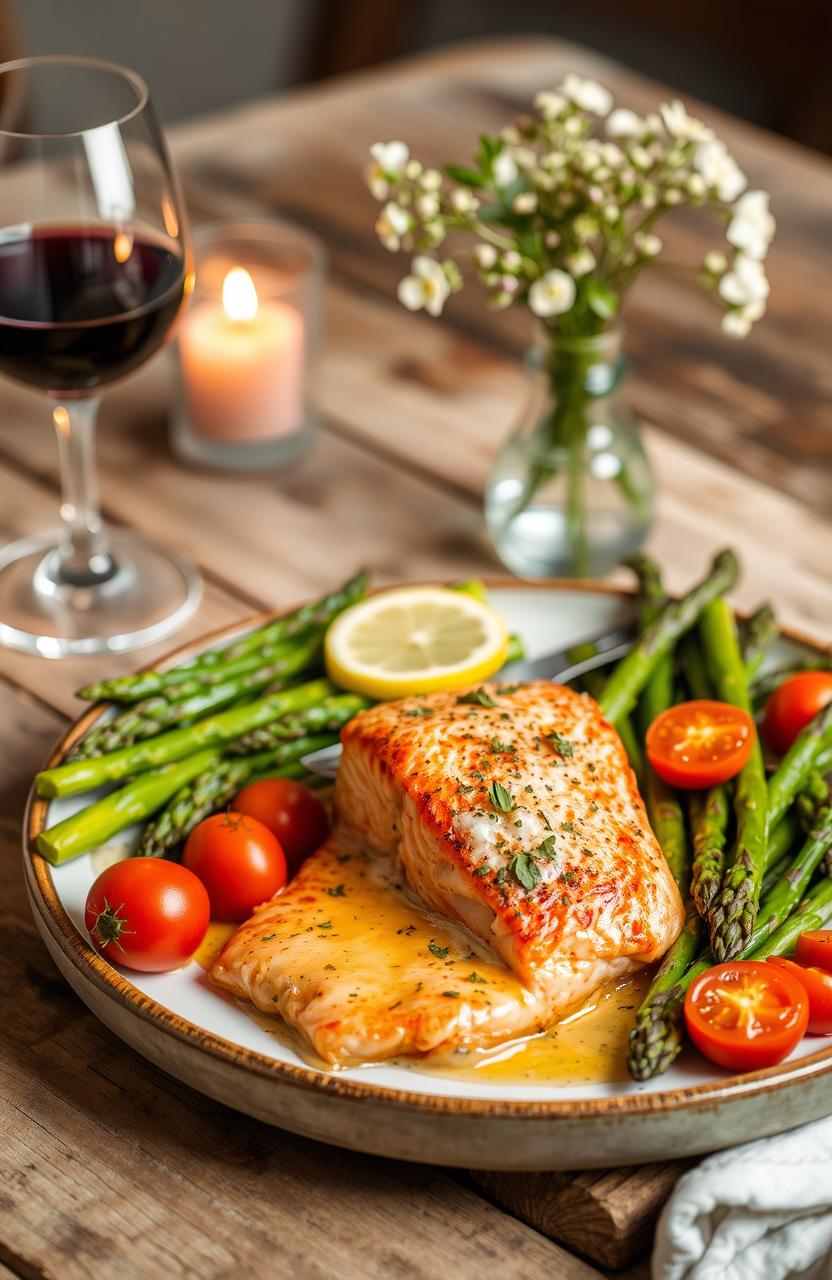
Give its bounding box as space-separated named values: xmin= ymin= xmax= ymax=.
xmin=367 ymin=141 xmax=409 ymax=199
xmin=718 ymin=253 xmax=770 ymax=307
xmin=603 ymin=203 xmax=620 ymax=223
xmin=637 ymin=234 xmax=663 ymax=257
xmin=560 ymin=73 xmax=613 ymax=116
xmin=630 ymin=145 xmax=652 ymax=171
xmin=450 ymin=188 xmax=478 ymax=214
xmin=726 ymin=189 xmax=775 ymax=260
xmin=703 ymin=250 xmax=728 ymax=274
xmin=722 ymin=310 xmax=752 ymax=338
xmin=660 ymin=100 xmax=713 ymax=143
xmin=535 ymin=90 xmax=567 ymax=119
xmin=513 ymin=147 xmax=538 ymax=170
xmin=686 ymin=173 xmax=707 ymax=199
xmin=415 ymin=192 xmax=440 ymax=219
xmin=606 ymin=108 xmax=644 ymax=138
xmin=493 ymin=149 xmax=519 ymax=187
xmin=544 ymin=230 xmax=561 ymax=249
xmin=501 ymin=250 xmax=522 ymax=271
xmin=473 ymin=243 xmax=498 ymax=269
xmin=375 ymin=201 xmax=411 ymax=251
xmin=663 ymin=187 xmax=683 ymax=205
xmin=419 ymin=168 xmax=442 ymax=190
xmin=694 ymin=139 xmax=746 ymax=202
xmin=600 ymin=142 xmax=624 ymax=167
xmin=499 ymin=275 xmax=520 ymax=296
xmin=397 ymin=256 xmax=451 ymax=317
xmin=528 ymin=269 xmax=576 ymax=317
xmin=512 ymin=192 xmax=538 ymax=214
xmin=565 ymin=249 xmax=596 ymax=277
xmin=404 ymin=159 xmax=422 ymax=180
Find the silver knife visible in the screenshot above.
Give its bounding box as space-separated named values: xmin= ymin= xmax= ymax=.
xmin=301 ymin=623 xmax=635 ymax=779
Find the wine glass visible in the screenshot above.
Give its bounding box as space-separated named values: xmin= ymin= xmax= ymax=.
xmin=0 ymin=55 xmax=201 ymax=657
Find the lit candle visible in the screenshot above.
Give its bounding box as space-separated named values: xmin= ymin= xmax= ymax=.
xmin=178 ymin=267 xmax=305 ymax=441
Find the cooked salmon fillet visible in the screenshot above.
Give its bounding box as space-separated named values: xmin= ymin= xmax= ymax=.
xmin=336 ymin=680 xmax=684 ymax=1001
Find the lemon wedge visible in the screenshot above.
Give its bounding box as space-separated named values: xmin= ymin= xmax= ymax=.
xmin=324 ymin=586 xmax=509 ymax=700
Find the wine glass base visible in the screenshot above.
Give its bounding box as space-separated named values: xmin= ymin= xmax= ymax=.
xmin=0 ymin=530 xmax=202 ymax=657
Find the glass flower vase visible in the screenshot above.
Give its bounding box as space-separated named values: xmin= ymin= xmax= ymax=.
xmin=485 ymin=329 xmax=655 ymax=579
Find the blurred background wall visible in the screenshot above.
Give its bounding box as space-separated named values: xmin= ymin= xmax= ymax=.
xmin=10 ymin=0 xmax=832 ymax=154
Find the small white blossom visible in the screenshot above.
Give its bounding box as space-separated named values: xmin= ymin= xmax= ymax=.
xmin=542 ymin=150 xmax=566 ymax=171
xmin=566 ymin=248 xmax=596 ymax=277
xmin=367 ymin=141 xmax=409 ymax=198
xmin=544 ymin=230 xmax=561 ymax=248
xmin=512 ymin=191 xmax=538 ymax=214
xmin=600 ymin=142 xmax=624 ymax=167
xmin=644 ymin=112 xmax=664 ymax=135
xmin=660 ymin=100 xmax=713 ymax=143
xmin=415 ymin=192 xmax=440 ymax=219
xmin=718 ymin=253 xmax=770 ymax=307
xmin=375 ymin=201 xmax=411 ymax=251
xmin=606 ymin=108 xmax=644 ymax=138
xmin=501 ymin=126 xmax=520 ymax=145
xmin=560 ymin=73 xmax=613 ymax=116
xmin=404 ymin=159 xmax=422 ymax=180
xmin=686 ymin=173 xmax=707 ymax=199
xmin=419 ymin=168 xmax=442 ymax=191
xmin=694 ymin=139 xmax=746 ymax=202
xmin=721 ymin=310 xmax=752 ymax=338
xmin=501 ymin=250 xmax=522 ymax=271
xmin=528 ymin=268 xmax=576 ymax=317
xmin=630 ymin=145 xmax=652 ymax=171
xmin=499 ymin=275 xmax=520 ymax=295
xmin=603 ymin=203 xmax=620 ymax=223
xmin=513 ymin=147 xmax=538 ymax=169
xmin=703 ymin=250 xmax=728 ymax=274
xmin=473 ymin=243 xmax=498 ymax=269
xmin=663 ymin=187 xmax=683 ymax=205
xmin=450 ymin=188 xmax=478 ymax=214
xmin=493 ymin=149 xmax=519 ymax=187
xmin=726 ymin=189 xmax=775 ymax=260
xmin=535 ymin=90 xmax=567 ymax=118
xmin=637 ymin=233 xmax=663 ymax=257
xmin=397 ymin=256 xmax=451 ymax=317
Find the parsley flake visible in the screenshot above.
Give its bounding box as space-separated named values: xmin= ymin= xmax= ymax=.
xmin=457 ymin=688 xmax=496 ymax=708
xmin=490 ymin=737 xmax=516 ymax=754
xmin=404 ymin=707 xmax=433 ymax=717
xmin=261 ymin=933 xmax=277 ymax=942
xmin=466 ymin=972 xmax=487 ymax=984
xmin=535 ymin=835 xmax=558 ymax=860
xmin=488 ymin=780 xmax=517 ymax=812
xmin=429 ymin=941 xmax=450 ymax=959
xmin=442 ymin=991 xmax=460 ymax=998
xmin=326 ymin=884 xmax=346 ymax=897
xmin=510 ymin=852 xmax=541 ymax=891
xmin=548 ymin=733 xmax=575 ymax=758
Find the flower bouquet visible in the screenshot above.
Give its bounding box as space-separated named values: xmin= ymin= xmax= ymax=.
xmin=367 ymin=76 xmax=775 ymax=577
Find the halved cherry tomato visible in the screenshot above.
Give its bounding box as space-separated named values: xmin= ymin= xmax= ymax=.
xmin=763 ymin=672 xmax=832 ymax=756
xmin=183 ymin=811 xmax=287 ymax=921
xmin=85 ymin=858 xmax=210 ymax=973
xmin=232 ymin=777 xmax=329 ymax=875
xmin=796 ymin=930 xmax=832 ymax=972
xmin=768 ymin=957 xmax=832 ymax=1035
xmin=684 ymin=960 xmax=809 ymax=1070
xmin=646 ymin=699 xmax=755 ymax=790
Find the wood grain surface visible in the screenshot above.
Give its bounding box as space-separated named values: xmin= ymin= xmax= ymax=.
xmin=0 ymin=35 xmax=829 ymax=1280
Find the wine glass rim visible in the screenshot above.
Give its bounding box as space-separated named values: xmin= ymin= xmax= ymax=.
xmin=0 ymin=54 xmax=150 ymax=139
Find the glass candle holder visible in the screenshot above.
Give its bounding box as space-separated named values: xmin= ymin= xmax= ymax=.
xmin=172 ymin=220 xmax=324 ymax=469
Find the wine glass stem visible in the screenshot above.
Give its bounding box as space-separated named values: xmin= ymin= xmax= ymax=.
xmin=51 ymin=397 xmax=115 ymax=588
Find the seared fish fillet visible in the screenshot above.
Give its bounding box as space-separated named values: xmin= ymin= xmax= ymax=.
xmin=336 ymin=680 xmax=684 ymax=1010
xmin=210 ymin=834 xmax=553 ymax=1065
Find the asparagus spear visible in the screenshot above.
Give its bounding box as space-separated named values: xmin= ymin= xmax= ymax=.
xmin=700 ymin=599 xmax=768 ymax=961
xmin=742 ymin=802 xmax=832 ymax=953
xmin=744 ymin=877 xmax=832 ymax=959
xmin=598 ymin=549 xmax=739 ymax=726
xmin=76 ymin=571 xmax=368 ymax=702
xmin=768 ymin=701 xmax=832 ymax=832
xmin=739 ymin=604 xmax=778 ymax=681
xmin=225 ymin=693 xmax=369 ymax=754
xmin=138 ymin=733 xmax=338 ymax=858
xmin=752 ymin=659 xmax=832 ymax=709
xmin=689 ymin=786 xmax=731 ymax=918
xmin=37 ymin=749 xmax=219 ymax=865
xmin=36 ymin=678 xmax=334 ymax=799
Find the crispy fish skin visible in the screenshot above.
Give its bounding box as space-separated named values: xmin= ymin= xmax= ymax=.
xmin=335 ymin=680 xmax=685 ymax=989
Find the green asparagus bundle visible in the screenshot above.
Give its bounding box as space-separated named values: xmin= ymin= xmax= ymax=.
xmin=225 ymin=692 xmax=370 ymax=754
xmin=768 ymin=701 xmax=832 ymax=832
xmin=36 ymin=678 xmax=334 ymax=798
xmin=739 ymin=604 xmax=778 ymax=681
xmin=138 ymin=733 xmax=338 ymax=858
xmin=76 ymin=571 xmax=368 ymax=703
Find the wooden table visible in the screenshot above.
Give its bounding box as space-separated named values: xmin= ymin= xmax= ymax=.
xmin=1 ymin=37 xmax=830 ymax=1280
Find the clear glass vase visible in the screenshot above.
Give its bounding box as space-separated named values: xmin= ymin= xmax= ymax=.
xmin=485 ymin=329 xmax=655 ymax=579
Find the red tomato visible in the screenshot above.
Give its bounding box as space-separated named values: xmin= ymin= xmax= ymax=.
xmin=768 ymin=957 xmax=832 ymax=1035
xmin=684 ymin=960 xmax=809 ymax=1070
xmin=85 ymin=858 xmax=209 ymax=973
xmin=763 ymin=672 xmax=832 ymax=756
xmin=646 ymin=700 xmax=755 ymax=790
xmin=232 ymin=777 xmax=329 ymax=873
xmin=796 ymin=930 xmax=832 ymax=972
xmin=183 ymin=811 xmax=287 ymax=921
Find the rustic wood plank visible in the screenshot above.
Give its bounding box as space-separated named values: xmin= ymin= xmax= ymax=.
xmin=1 ymin=685 xmax=608 ymax=1280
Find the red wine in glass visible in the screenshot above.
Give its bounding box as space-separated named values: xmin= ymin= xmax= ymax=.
xmin=0 ymin=224 xmax=185 ymax=393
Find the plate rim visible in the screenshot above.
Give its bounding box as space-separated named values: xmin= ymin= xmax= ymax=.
xmin=24 ymin=577 xmax=832 ymax=1121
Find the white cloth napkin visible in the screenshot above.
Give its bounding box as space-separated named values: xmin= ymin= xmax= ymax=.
xmin=652 ymin=1114 xmax=832 ymax=1280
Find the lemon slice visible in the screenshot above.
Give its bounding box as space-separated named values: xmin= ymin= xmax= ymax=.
xmin=324 ymin=586 xmax=508 ymax=700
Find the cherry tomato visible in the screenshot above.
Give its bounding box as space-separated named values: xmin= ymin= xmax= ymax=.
xmin=684 ymin=960 xmax=809 ymax=1071
xmin=796 ymin=930 xmax=832 ymax=972
xmin=183 ymin=811 xmax=287 ymax=921
xmin=763 ymin=672 xmax=832 ymax=756
xmin=232 ymin=777 xmax=329 ymax=873
xmin=768 ymin=957 xmax=832 ymax=1035
xmin=646 ymin=700 xmax=755 ymax=790
xmin=85 ymin=858 xmax=209 ymax=973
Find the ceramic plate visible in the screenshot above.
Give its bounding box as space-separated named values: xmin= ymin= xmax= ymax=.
xmin=24 ymin=583 xmax=832 ymax=1169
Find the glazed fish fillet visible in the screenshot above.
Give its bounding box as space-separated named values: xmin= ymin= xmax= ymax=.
xmin=210 ymin=834 xmax=554 ymax=1065
xmin=336 ymin=680 xmax=684 ymax=1009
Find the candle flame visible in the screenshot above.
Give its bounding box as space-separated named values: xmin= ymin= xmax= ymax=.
xmin=222 ymin=267 xmax=258 ymax=322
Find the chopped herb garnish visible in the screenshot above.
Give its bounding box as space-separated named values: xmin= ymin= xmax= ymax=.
xmin=458 ymin=781 xmax=475 ymax=794
xmin=473 ymin=865 xmax=490 ymax=877
xmin=318 ymin=921 xmax=333 ymax=929
xmin=466 ymin=972 xmax=487 ymax=984
xmin=495 ymin=867 xmax=507 ymax=885
xmin=590 ymin=800 xmax=599 ymax=813
xmin=326 ymin=884 xmax=346 ymax=897
xmin=548 ymin=733 xmax=575 ymax=758
xmin=336 ymin=853 xmax=352 ymax=864
xmin=562 ymin=821 xmax=574 ymax=831
xmin=510 ymin=852 xmax=542 ymax=890
xmin=404 ymin=707 xmax=434 ymax=717
xmin=559 ymin=870 xmax=577 ymax=883
xmin=497 ymin=684 xmax=519 ymax=695
xmin=442 ymin=991 xmax=460 ymax=998
xmin=429 ymin=941 xmax=450 ymax=959
xmin=457 ymin=688 xmax=496 ymax=708
xmin=535 ymin=835 xmax=558 ymax=860
xmin=488 ymin=780 xmax=516 ymax=812
xmin=261 ymin=933 xmax=277 ymax=942
xmin=490 ymin=737 xmax=516 ymax=754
